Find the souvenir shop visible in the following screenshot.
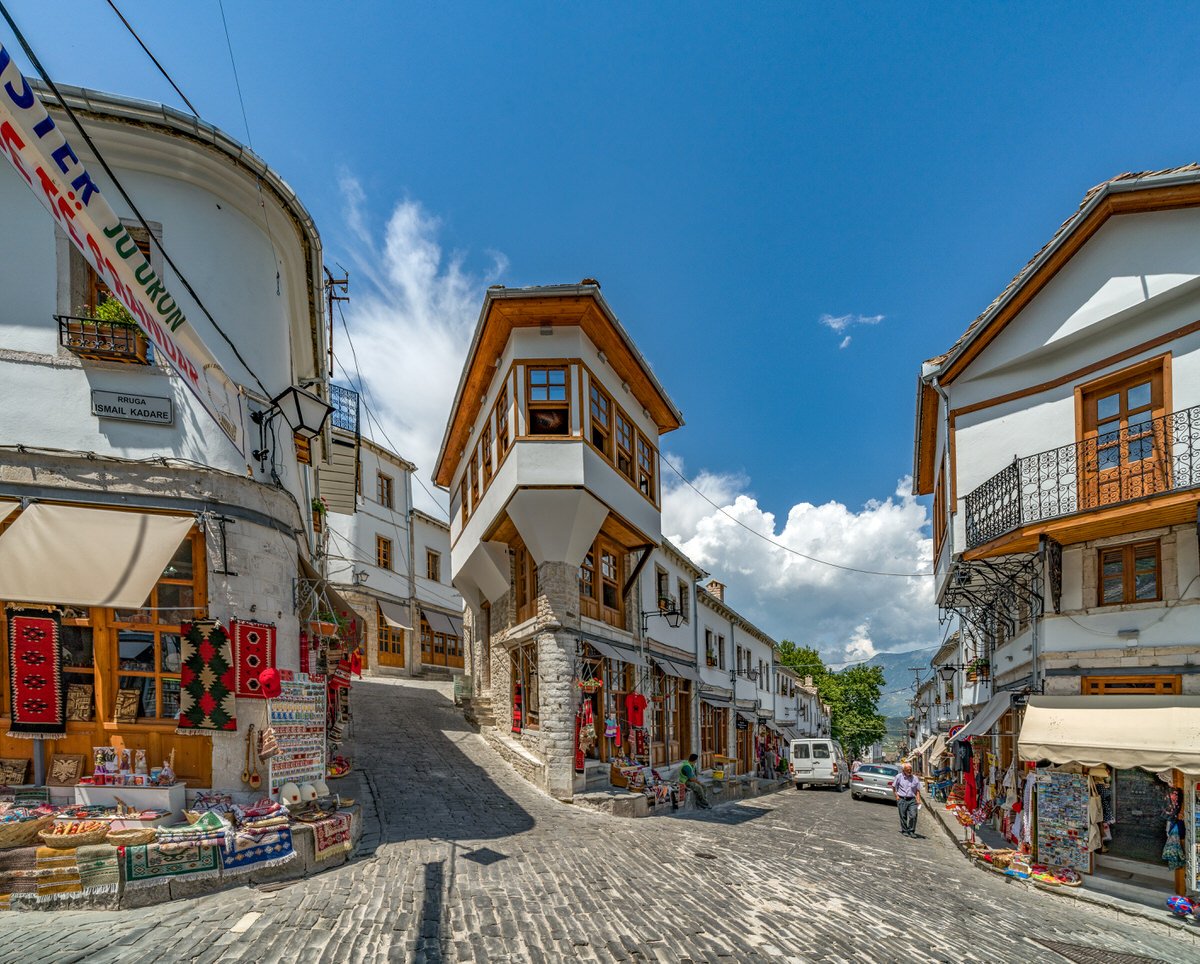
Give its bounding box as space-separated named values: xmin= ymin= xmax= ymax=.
xmin=940 ymin=694 xmax=1200 ymax=900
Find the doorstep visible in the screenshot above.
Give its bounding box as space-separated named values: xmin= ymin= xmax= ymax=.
xmin=921 ymin=789 xmax=1197 ymax=937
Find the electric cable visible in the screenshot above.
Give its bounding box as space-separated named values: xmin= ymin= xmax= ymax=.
xmin=104 ymin=0 xmax=200 ymax=115
xmin=0 ymin=2 xmax=271 ymax=400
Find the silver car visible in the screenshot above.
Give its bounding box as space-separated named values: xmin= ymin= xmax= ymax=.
xmin=849 ymin=763 xmax=900 ymax=802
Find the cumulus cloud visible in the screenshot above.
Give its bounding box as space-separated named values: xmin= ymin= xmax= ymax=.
xmin=663 ymin=467 xmax=935 ymax=665
xmin=820 ymin=312 xmax=884 ymax=349
xmin=332 ymin=176 xmax=507 ymax=515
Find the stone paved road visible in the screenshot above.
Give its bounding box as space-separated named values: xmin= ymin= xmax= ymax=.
xmin=2 ymin=677 xmax=1199 ymax=963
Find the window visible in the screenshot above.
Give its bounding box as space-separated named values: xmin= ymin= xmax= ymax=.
xmin=717 ymin=634 xmax=726 ymax=670
xmin=459 ymin=476 xmax=468 ymax=525
xmin=579 ymin=549 xmax=596 ymax=603
xmin=813 ymin=743 xmax=831 ymax=759
xmin=793 ymin=743 xmax=810 ymax=759
xmin=933 ymin=466 xmax=947 ymax=558
xmin=636 ymin=434 xmax=657 ymax=503
xmin=495 ymin=383 xmax=511 ymax=461
xmin=378 ymin=607 xmax=405 ymax=660
xmin=482 ymin=419 xmax=494 ymax=487
xmin=1080 ymin=359 xmax=1166 ymax=508
xmin=1098 ymin=541 xmax=1160 ymax=606
xmin=426 ymin=550 xmax=441 ymax=583
xmin=470 ymin=451 xmax=480 ymax=509
xmin=377 ymin=473 xmax=394 ymax=510
xmin=376 ymin=535 xmax=393 ymax=571
xmin=526 ymin=366 xmax=570 ymax=436
xmin=736 ymin=646 xmax=746 ymax=676
xmin=512 ymin=643 xmax=540 ymax=730
xmin=705 ymin=629 xmax=716 ymax=667
xmin=600 ymin=545 xmax=622 ymax=622
xmin=514 ymin=543 xmax=538 ymax=623
xmin=589 ymin=382 xmax=612 ymax=456
xmin=655 ymin=567 xmax=669 ymax=609
xmin=615 ymin=411 xmax=635 ymax=480
xmin=86 ymin=229 xmax=153 ymax=315
xmin=1082 ymin=674 xmax=1179 ymax=695
xmin=678 ymin=580 xmax=690 ymax=623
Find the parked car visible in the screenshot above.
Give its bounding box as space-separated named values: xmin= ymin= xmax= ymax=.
xmin=850 ymin=763 xmax=900 ymax=802
xmin=789 ymin=738 xmax=850 ymax=790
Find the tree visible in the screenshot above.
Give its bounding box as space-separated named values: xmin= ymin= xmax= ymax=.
xmin=776 ymin=640 xmax=828 ymax=683
xmin=777 ymin=640 xmax=886 ymax=759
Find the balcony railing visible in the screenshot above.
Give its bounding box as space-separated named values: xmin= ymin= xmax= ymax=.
xmin=964 ymin=404 xmax=1200 ymax=549
xmin=57 ymin=314 xmax=149 ymax=364
xmin=330 ymin=383 xmax=359 ymax=433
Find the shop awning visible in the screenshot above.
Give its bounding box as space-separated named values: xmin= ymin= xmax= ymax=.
xmin=1020 ymin=696 xmax=1200 ymax=774
xmin=907 ymin=734 xmax=936 ymax=761
xmin=651 ymin=655 xmax=699 ymax=682
xmin=737 ymin=710 xmax=757 ymax=725
xmin=421 ymin=607 xmax=464 ymax=639
xmin=582 ymin=636 xmax=647 ymax=667
xmin=0 ymin=503 xmax=193 ymax=609
xmin=763 ymin=719 xmax=783 ymax=734
xmin=929 ymin=733 xmax=948 ymax=761
xmin=700 ymin=688 xmax=734 ymax=708
xmin=951 ymin=693 xmax=1014 ymax=743
xmin=378 ymin=599 xmax=412 ymax=630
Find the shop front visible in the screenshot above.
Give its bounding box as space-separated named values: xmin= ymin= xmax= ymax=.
xmin=698 ymin=690 xmax=732 ymax=771
xmin=419 ymin=606 xmax=465 ymax=669
xmin=648 ymin=653 xmax=696 ymax=768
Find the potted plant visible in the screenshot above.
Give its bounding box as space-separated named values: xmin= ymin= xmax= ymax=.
xmin=311 ymin=496 xmax=328 ymax=533
xmin=309 ymin=609 xmax=339 ymax=638
xmin=64 ymin=298 xmax=149 ymax=363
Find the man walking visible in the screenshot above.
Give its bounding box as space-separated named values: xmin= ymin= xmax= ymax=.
xmin=680 ymin=753 xmax=711 ymax=810
xmin=893 ymin=762 xmax=922 ymax=836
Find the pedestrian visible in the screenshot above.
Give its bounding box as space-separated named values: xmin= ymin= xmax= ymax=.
xmin=680 ymin=753 xmax=711 ymax=809
xmin=894 ymin=761 xmax=922 ymax=837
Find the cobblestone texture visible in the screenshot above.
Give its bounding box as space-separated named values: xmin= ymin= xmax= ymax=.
xmin=1 ymin=677 xmax=1197 ymax=963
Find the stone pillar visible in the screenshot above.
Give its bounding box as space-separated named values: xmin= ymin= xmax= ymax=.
xmin=535 ymin=561 xmax=581 ymax=801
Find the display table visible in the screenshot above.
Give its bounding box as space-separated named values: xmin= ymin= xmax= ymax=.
xmin=73 ymin=783 xmax=186 ymax=821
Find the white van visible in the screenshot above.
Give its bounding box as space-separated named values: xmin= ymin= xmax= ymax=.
xmin=789 ymin=738 xmax=850 ymax=791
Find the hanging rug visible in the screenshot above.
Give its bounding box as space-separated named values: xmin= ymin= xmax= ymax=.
xmin=121 ymin=841 xmax=222 ymax=889
xmin=6 ymin=609 xmax=66 ymax=739
xmin=222 ymin=827 xmax=295 ymax=876
xmin=311 ymin=811 xmax=353 ymax=862
xmin=177 ymin=620 xmax=237 ymax=732
xmin=231 ymin=619 xmax=277 ymax=700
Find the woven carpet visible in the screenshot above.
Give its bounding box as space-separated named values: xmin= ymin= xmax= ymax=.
xmin=6 ymin=609 xmax=66 ymax=738
xmin=312 ymin=811 xmax=353 ymax=862
xmin=0 ymin=845 xmax=38 ymax=899
xmin=76 ymin=844 xmax=119 ymax=894
xmin=231 ymin=619 xmax=276 ymax=699
xmin=35 ymin=846 xmax=82 ymax=898
xmin=122 ymin=841 xmax=222 ymax=889
xmin=222 ymin=827 xmax=295 ymax=876
xmin=177 ymin=620 xmax=237 ymax=731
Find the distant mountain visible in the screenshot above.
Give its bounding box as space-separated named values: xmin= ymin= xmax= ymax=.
xmin=864 ymin=647 xmax=938 ymax=719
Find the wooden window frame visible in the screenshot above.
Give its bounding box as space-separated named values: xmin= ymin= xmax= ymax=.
xmin=588 ymin=381 xmax=613 ymax=458
xmin=376 ymin=535 xmax=393 ymax=571
xmin=615 ymin=409 xmax=636 ymax=482
xmin=705 ymin=629 xmax=717 ymax=667
xmin=426 ymin=549 xmax=441 ymax=583
xmin=1097 ymin=540 xmax=1161 ymax=606
xmin=377 ymin=472 xmax=394 ymax=510
xmin=1081 ymin=674 xmax=1180 ymax=695
xmin=459 ymin=476 xmax=468 ymax=526
xmin=933 ymin=466 xmax=947 ymax=559
xmin=717 ymin=634 xmax=726 ymax=670
xmin=377 ymin=607 xmax=405 ymax=658
xmin=636 ymin=433 xmax=658 ymax=506
xmin=494 ymin=382 xmax=511 ymax=465
xmin=677 ymin=580 xmax=690 ymax=623
xmin=482 ymin=419 xmax=494 ymax=488
xmin=525 ymin=364 xmax=571 ymax=437
xmin=469 ymin=450 xmax=480 ymax=509
xmin=512 ymin=643 xmax=540 ymax=730
xmin=514 ymin=542 xmax=539 ymax=624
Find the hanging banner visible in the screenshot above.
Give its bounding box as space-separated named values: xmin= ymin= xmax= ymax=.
xmin=0 ymin=44 xmax=247 ymax=455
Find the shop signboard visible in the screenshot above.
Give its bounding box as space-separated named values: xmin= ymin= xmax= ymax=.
xmin=0 ymin=45 xmax=247 ymax=456
xmin=91 ymin=389 xmax=173 ymax=426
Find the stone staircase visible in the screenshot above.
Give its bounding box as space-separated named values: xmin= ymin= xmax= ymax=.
xmin=463 ymin=694 xmax=496 ymax=729
xmin=418 ymin=666 xmax=455 ymax=681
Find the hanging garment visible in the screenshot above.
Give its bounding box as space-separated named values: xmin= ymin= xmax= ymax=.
xmin=1164 ymin=822 xmax=1187 ymax=870
xmin=605 ymin=717 xmax=618 ymax=739
xmin=1022 ymin=773 xmax=1035 ymax=846
xmin=512 ymin=681 xmax=523 ymax=733
xmin=635 ymin=728 xmax=648 ymax=758
xmin=625 ymin=692 xmax=648 ymax=728
xmin=574 ymin=704 xmax=585 ymax=773
xmin=964 ymin=768 xmax=978 ymax=812
xmin=1087 ymin=776 xmax=1104 ymax=852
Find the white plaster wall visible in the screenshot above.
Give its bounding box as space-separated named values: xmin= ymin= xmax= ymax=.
xmin=414 ymin=514 xmax=462 ymax=614
xmin=640 ymin=548 xmax=699 ymax=655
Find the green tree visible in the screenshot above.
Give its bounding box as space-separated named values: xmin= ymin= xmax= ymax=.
xmin=776 ymin=640 xmax=828 ymax=683
xmin=776 ymin=640 xmax=886 ymax=759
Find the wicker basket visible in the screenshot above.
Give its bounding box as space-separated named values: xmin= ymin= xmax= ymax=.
xmin=106 ymin=827 xmax=156 ymax=847
xmin=39 ymin=826 xmax=109 ymax=849
xmin=0 ymin=814 xmax=55 ymax=850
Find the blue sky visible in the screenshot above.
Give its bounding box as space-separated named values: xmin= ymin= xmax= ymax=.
xmin=7 ymin=2 xmax=1198 ymax=657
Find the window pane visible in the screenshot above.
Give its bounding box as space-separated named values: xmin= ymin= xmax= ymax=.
xmin=118 ymin=675 xmax=155 ymax=717
xmin=530 ymin=370 xmax=547 ymax=385
xmin=1102 ymin=555 xmax=1124 ymax=577
xmin=1097 ymin=420 xmax=1120 ymax=444
xmin=1134 ymin=572 xmax=1157 ymax=600
xmin=115 ymin=597 xmax=153 ymax=624
xmin=813 ymin=744 xmax=831 ymax=758
xmin=1102 ymin=576 xmax=1124 ymax=604
xmin=161 ymin=633 xmax=182 ymax=673
xmin=157 ymin=583 xmax=195 ymax=624
xmin=1128 ymin=437 xmax=1153 ymax=462
xmin=1127 ymin=382 xmax=1151 ymax=410
xmin=61 ymin=626 xmax=94 ymax=667
xmin=162 ymin=540 xmax=193 ymax=581
xmin=161 ymin=678 xmax=181 ymax=720
xmin=118 ymin=630 xmax=156 ymax=671
xmin=548 ymin=369 xmax=565 ymax=385
xmin=794 ymin=744 xmax=809 ymax=758
xmin=1097 ymin=393 xmax=1120 ymax=420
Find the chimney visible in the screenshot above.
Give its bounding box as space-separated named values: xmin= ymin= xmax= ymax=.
xmin=804 ymin=675 xmax=813 ymax=688
xmin=706 ymin=579 xmax=725 ymax=603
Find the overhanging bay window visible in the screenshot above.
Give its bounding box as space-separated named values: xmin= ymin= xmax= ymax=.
xmin=527 ymin=365 xmax=570 ymax=435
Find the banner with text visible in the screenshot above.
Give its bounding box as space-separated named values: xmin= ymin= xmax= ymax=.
xmin=0 ymin=44 xmax=247 ymax=455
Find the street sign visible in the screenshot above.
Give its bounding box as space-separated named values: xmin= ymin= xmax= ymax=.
xmin=90 ymin=389 xmax=173 ymax=425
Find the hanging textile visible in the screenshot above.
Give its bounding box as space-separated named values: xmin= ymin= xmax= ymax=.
xmin=512 ymin=681 xmax=523 ymax=733
xmin=177 ymin=620 xmax=237 ymax=732
xmin=6 ymin=608 xmax=66 ymax=739
xmin=231 ymin=619 xmax=277 ymax=700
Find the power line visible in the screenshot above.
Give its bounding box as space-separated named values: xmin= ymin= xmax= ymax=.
xmin=659 ymin=453 xmax=934 ymax=579
xmin=104 ymin=0 xmax=200 ymax=115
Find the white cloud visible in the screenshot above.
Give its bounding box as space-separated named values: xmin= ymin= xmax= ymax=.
xmin=820 ymin=312 xmax=884 ymax=348
xmin=663 ymin=468 xmax=935 ymax=665
xmin=332 ymin=176 xmax=507 ymax=516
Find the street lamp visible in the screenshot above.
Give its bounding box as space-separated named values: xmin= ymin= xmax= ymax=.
xmin=640 ymin=607 xmax=683 ymax=633
xmin=252 ymin=385 xmax=334 ymax=471
xmin=937 ymin=663 xmax=961 ymax=684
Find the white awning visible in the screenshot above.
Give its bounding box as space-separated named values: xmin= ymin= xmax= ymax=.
xmin=421 ymin=607 xmax=463 ymax=639
xmin=581 ymin=636 xmax=648 ymax=667
xmin=906 ymin=734 xmax=936 ymax=761
xmin=652 ymin=655 xmax=699 ymax=681
xmin=0 ymin=503 xmax=193 ymax=609
xmin=929 ymin=733 xmax=948 ymax=762
xmin=700 ymin=688 xmax=734 ymax=708
xmin=0 ymin=500 xmax=18 ymax=527
xmin=951 ymin=693 xmax=1014 ymax=743
xmin=1019 ymin=695 xmax=1200 ymax=775
xmin=378 ymin=598 xmax=412 ymax=630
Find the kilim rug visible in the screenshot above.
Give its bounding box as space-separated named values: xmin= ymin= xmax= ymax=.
xmin=177 ymin=620 xmax=237 ymax=731
xmin=6 ymin=609 xmax=66 ymax=738
xmin=221 ymin=827 xmax=295 ymax=876
xmin=76 ymin=844 xmax=119 ymax=895
xmin=312 ymin=811 xmax=353 ymax=862
xmin=0 ymin=845 xmax=38 ymax=899
xmin=121 ymin=841 xmax=222 ymax=889
xmin=35 ymin=846 xmax=82 ymax=899
xmin=231 ymin=619 xmax=276 ymax=699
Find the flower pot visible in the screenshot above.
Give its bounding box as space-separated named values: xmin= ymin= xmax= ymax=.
xmin=309 ymin=620 xmax=338 ymax=638
xmin=312 ymin=509 xmax=323 ymax=533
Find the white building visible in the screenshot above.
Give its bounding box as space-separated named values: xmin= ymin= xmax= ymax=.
xmin=0 ymin=82 xmax=332 ymax=791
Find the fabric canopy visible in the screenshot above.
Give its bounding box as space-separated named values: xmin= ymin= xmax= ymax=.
xmin=700 ymin=688 xmax=734 ymax=708
xmin=929 ymin=733 xmax=948 ymax=762
xmin=1019 ymin=695 xmax=1200 ymax=775
xmin=907 ymin=734 xmax=936 ymax=761
xmin=0 ymin=500 xmax=18 ymax=527
xmin=952 ymin=693 xmax=1014 ymax=743
xmin=582 ymin=636 xmax=647 ymax=667
xmin=378 ymin=598 xmax=412 ymax=630
xmin=763 ymin=719 xmax=783 ymax=734
xmin=421 ymin=607 xmax=463 ymax=639
xmin=651 ymin=655 xmax=699 ymax=682
xmin=737 ymin=711 xmax=757 ymax=724
xmin=0 ymin=503 xmax=193 ymax=609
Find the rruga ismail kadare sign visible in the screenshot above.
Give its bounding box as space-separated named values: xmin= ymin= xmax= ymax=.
xmin=0 ymin=43 xmax=247 ymax=456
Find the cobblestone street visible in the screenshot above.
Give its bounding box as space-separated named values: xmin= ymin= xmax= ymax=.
xmin=1 ymin=677 xmax=1197 ymax=963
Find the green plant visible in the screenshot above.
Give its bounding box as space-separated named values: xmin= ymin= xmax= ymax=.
xmin=79 ymin=297 xmax=138 ymax=328
xmin=311 ymin=497 xmax=328 ymax=516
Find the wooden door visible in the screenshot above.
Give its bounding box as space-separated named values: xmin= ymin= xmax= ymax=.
xmin=1081 ymin=367 xmax=1167 ymax=509
xmin=378 ymin=625 xmax=404 ymax=668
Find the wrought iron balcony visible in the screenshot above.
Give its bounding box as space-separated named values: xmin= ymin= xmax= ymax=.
xmin=330 ymin=383 xmax=359 ymax=433
xmin=964 ymin=404 xmax=1200 ymax=549
xmin=57 ymin=314 xmax=149 ymax=364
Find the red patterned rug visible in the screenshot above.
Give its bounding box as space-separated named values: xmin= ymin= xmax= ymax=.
xmin=6 ymin=609 xmax=66 ymax=738
xmin=231 ymin=619 xmax=276 ymax=699
xmin=177 ymin=620 xmax=237 ymax=731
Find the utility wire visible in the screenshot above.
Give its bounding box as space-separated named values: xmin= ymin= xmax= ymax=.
xmin=104 ymin=0 xmax=199 ymax=115
xmin=0 ymin=2 xmax=271 ymax=399
xmin=659 ymin=452 xmax=934 ymax=578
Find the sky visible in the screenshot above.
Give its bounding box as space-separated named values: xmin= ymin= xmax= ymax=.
xmin=6 ymin=2 xmax=1200 ymax=662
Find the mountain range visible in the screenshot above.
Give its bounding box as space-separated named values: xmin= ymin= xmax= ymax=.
xmin=864 ymin=646 xmax=938 ymax=719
